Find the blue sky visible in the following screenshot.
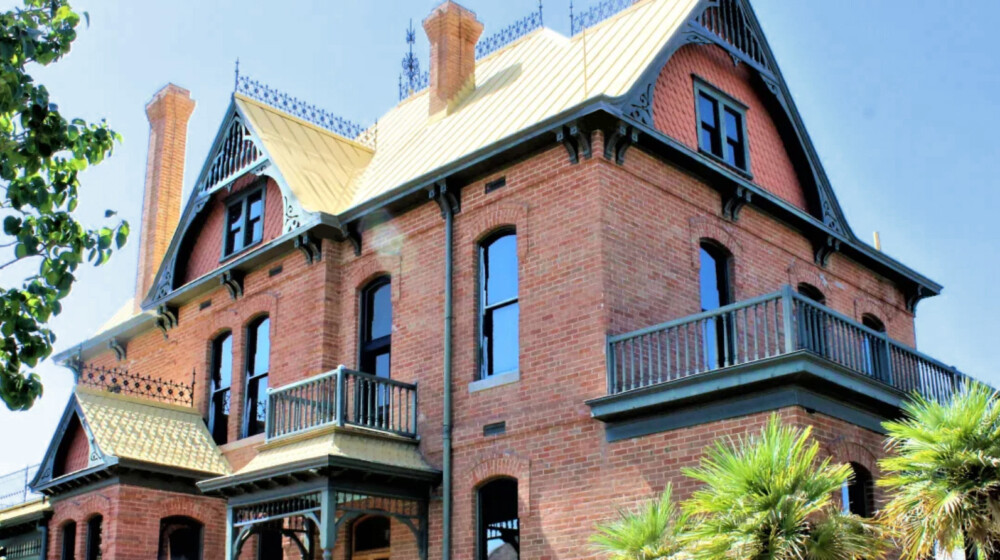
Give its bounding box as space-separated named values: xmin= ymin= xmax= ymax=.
xmin=0 ymin=0 xmax=997 ymax=474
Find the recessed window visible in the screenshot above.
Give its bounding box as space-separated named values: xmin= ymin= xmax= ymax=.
xmin=360 ymin=277 xmax=392 ymax=379
xmin=842 ymin=462 xmax=875 ymax=517
xmin=699 ymin=241 xmax=733 ymax=369
xmin=243 ymin=317 xmax=271 ymax=438
xmin=256 ymin=526 xmax=283 ymax=560
xmin=61 ymin=521 xmax=76 ymax=560
xmin=223 ymin=187 xmax=265 ymax=258
xmin=695 ymin=82 xmax=749 ymax=172
xmin=208 ymin=332 xmax=232 ymax=445
xmin=158 ymin=516 xmax=204 ymax=560
xmin=478 ymin=478 xmax=520 ymax=560
xmin=480 ymin=231 xmax=519 ymax=379
xmin=85 ymin=515 xmax=102 ymax=560
xmin=353 ymin=516 xmax=391 ymax=560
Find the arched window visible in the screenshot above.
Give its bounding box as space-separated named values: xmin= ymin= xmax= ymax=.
xmin=796 ymin=283 xmax=828 ymax=356
xmin=842 ymin=462 xmax=875 ymax=518
xmin=862 ymin=314 xmax=888 ymax=381
xmin=360 ymin=278 xmax=392 ymax=379
xmin=699 ymin=241 xmax=733 ymax=370
xmin=208 ymin=332 xmax=232 ymax=445
xmin=85 ymin=515 xmax=102 ymax=560
xmin=480 ymin=231 xmax=519 ymax=379
xmin=60 ymin=521 xmax=76 ymax=560
xmin=158 ymin=516 xmax=204 ymax=560
xmin=477 ymin=478 xmax=519 ymax=560
xmin=243 ymin=316 xmax=271 ymax=438
xmin=352 ymin=516 xmax=390 ymax=560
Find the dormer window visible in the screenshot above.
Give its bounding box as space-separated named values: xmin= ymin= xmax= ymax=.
xmin=223 ymin=185 xmax=265 ymax=258
xmin=695 ymin=80 xmax=749 ymax=173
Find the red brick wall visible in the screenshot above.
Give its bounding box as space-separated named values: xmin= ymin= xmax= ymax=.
xmin=56 ymin=417 xmax=90 ymax=476
xmin=653 ymin=43 xmax=809 ymax=212
xmin=181 ymin=176 xmax=283 ymax=285
xmin=48 ymin=485 xmax=226 ymax=560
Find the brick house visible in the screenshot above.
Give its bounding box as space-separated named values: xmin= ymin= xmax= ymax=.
xmin=0 ymin=0 xmax=971 ymax=559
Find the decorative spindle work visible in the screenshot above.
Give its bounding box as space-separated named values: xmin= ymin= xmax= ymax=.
xmin=78 ymin=364 xmax=195 ymax=406
xmin=236 ymin=74 xmax=375 ymax=148
xmin=696 ymin=0 xmax=769 ymax=69
xmin=203 ymin=115 xmax=263 ymax=193
xmin=475 ymin=2 xmax=543 ymax=60
xmin=571 ymin=0 xmax=634 ymax=35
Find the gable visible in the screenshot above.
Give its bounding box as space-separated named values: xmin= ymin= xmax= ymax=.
xmin=33 ymin=396 xmax=105 ymax=490
xmin=652 ymin=42 xmax=809 ymax=212
xmin=53 ymin=416 xmax=93 ymax=478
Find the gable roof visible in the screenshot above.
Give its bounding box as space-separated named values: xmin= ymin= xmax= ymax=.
xmin=32 ymin=387 xmax=230 ymax=494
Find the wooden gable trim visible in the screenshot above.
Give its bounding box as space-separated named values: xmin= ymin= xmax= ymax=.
xmin=31 ymin=396 xmax=109 ymax=493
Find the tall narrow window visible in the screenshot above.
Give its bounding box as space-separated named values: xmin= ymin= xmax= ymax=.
xmin=208 ymin=332 xmax=232 ymax=445
xmin=478 ymin=478 xmax=519 ymax=560
xmin=862 ymin=314 xmax=888 ymax=382
xmin=353 ymin=516 xmax=391 ymax=560
xmin=797 ymin=283 xmax=828 ymax=357
xmin=842 ymin=463 xmax=874 ymax=518
xmin=223 ymin=187 xmax=265 ymax=258
xmin=85 ymin=516 xmax=102 ymax=560
xmin=158 ymin=516 xmax=204 ymax=560
xmin=695 ymin=82 xmax=749 ymax=172
xmin=360 ymin=278 xmax=392 ymax=379
xmin=480 ymin=231 xmax=519 ymax=379
xmin=699 ymin=241 xmax=732 ymax=370
xmin=243 ymin=317 xmax=271 ymax=438
xmin=61 ymin=521 xmax=76 ymax=560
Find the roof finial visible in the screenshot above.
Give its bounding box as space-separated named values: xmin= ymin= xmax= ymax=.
xmin=539 ymin=0 xmax=543 ymax=26
xmin=234 ymin=57 xmax=240 ymax=91
xmin=569 ymin=0 xmax=575 ymax=34
xmin=399 ymin=19 xmax=422 ymax=100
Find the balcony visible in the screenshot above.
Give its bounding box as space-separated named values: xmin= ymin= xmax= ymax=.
xmin=266 ymin=366 xmax=418 ymax=441
xmin=589 ymin=286 xmax=965 ymax=440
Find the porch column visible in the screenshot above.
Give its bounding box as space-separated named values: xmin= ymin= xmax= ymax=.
xmin=225 ymin=507 xmax=234 ymax=560
xmin=319 ymin=487 xmax=338 ymax=560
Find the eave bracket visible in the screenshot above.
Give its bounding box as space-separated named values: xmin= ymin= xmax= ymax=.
xmin=155 ymin=305 xmax=179 ymax=337
xmin=722 ymin=185 xmax=753 ymax=221
xmin=556 ymin=123 xmax=592 ymax=164
xmin=221 ymin=270 xmax=246 ymax=300
xmin=295 ymin=233 xmax=322 ymax=264
xmin=812 ymin=235 xmax=842 ymax=268
xmin=604 ymin=121 xmax=639 ymax=165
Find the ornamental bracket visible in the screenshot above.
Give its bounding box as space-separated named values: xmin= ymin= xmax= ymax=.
xmin=604 ymin=121 xmax=639 ymax=165
xmin=108 ymin=338 xmax=127 ymax=361
xmin=555 ymin=122 xmax=591 ymax=164
xmin=221 ymin=270 xmax=245 ymax=300
xmin=155 ymin=304 xmax=179 ymax=337
xmin=906 ymin=285 xmax=931 ymax=314
xmin=295 ymin=233 xmax=322 ymax=264
xmin=428 ymin=181 xmax=461 ymax=217
xmin=721 ymin=185 xmax=753 ymax=221
xmin=335 ymin=222 xmax=362 ymax=257
xmin=812 ymin=234 xmax=841 ymax=268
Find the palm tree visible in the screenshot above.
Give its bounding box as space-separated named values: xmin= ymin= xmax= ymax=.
xmin=879 ymin=380 xmax=1000 ymax=560
xmin=590 ymin=484 xmax=688 ymax=560
xmin=681 ymin=414 xmax=884 ymax=560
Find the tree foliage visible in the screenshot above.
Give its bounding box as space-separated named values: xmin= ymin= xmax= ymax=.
xmin=0 ymin=0 xmax=126 ymax=410
xmin=680 ymin=415 xmax=885 ymax=560
xmin=879 ymin=381 xmax=1000 ymax=560
xmin=590 ymin=485 xmax=688 ymax=560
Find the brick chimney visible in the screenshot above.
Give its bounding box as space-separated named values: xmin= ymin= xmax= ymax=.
xmin=134 ymin=84 xmax=195 ymax=311
xmin=423 ymin=1 xmax=483 ymax=115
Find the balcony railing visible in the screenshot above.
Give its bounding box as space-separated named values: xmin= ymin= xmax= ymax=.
xmin=266 ymin=366 xmax=418 ymax=441
xmin=0 ymin=464 xmax=40 ymax=510
xmin=78 ymin=364 xmax=195 ymax=406
xmin=607 ymin=285 xmax=963 ymax=401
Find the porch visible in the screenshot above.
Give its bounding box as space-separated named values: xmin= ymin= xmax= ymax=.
xmin=589 ymin=286 xmax=967 ymax=439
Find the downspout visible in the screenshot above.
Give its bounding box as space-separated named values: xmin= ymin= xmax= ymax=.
xmin=430 ymin=183 xmax=457 ymax=560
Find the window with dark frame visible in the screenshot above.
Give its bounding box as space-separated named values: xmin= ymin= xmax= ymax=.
xmin=480 ymin=231 xmax=519 ymax=379
xmin=85 ymin=515 xmax=102 ymax=560
xmin=242 ymin=316 xmax=271 ymax=438
xmin=61 ymin=521 xmax=76 ymax=560
xmin=696 ymin=82 xmax=749 ymax=172
xmin=699 ymin=241 xmax=733 ymax=370
xmin=208 ymin=332 xmax=233 ymax=445
xmin=478 ymin=478 xmax=520 ymax=560
xmin=360 ymin=277 xmax=392 ymax=379
xmin=842 ymin=462 xmax=875 ymax=518
xmin=158 ymin=516 xmax=204 ymax=560
xmin=223 ymin=186 xmax=265 ymax=258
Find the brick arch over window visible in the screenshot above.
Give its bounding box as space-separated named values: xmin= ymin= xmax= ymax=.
xmin=688 ymin=217 xmax=744 ymax=299
xmin=346 ymin=255 xmax=403 ymax=303
xmin=853 ymin=297 xmax=895 ymax=330
xmin=469 ymin=452 xmax=531 ymax=516
xmin=467 ymin=202 xmax=530 ymax=263
xmin=785 ymin=259 xmax=829 ymax=295
xmin=50 ymin=493 xmax=112 ymax=559
xmin=825 ymin=438 xmax=880 ymax=481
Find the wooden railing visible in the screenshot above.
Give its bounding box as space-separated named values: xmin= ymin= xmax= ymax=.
xmin=607 ymin=285 xmax=964 ymax=400
xmin=266 ymin=366 xmax=418 ymax=441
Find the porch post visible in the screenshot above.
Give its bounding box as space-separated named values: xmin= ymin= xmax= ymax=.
xmin=419 ymin=498 xmax=430 ymax=560
xmin=226 ymin=506 xmax=235 ymax=560
xmin=319 ymin=487 xmax=338 ymax=560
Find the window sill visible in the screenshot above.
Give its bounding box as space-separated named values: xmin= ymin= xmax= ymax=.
xmin=219 ymin=239 xmax=264 ymax=264
xmin=468 ymin=370 xmax=520 ymax=393
xmin=698 ymin=148 xmax=754 ymax=181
